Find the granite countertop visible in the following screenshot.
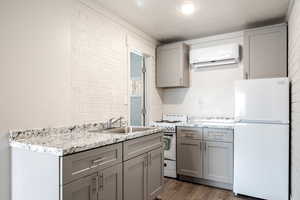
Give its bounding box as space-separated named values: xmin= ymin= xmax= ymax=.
xmin=9 ymin=123 xmax=163 ymax=156
xmin=179 ymin=122 xmax=235 ymax=129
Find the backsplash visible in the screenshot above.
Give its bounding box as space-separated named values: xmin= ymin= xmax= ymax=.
xmin=162 ymin=32 xmax=244 ymax=118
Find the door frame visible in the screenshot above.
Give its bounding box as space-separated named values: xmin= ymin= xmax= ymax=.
xmin=127 ymin=47 xmax=151 ymax=126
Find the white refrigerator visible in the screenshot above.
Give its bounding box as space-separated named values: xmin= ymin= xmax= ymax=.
xmin=234 ymin=78 xmax=289 ymax=200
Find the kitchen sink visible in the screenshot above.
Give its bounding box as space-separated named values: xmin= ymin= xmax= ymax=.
xmin=89 ymin=127 xmax=154 ymax=134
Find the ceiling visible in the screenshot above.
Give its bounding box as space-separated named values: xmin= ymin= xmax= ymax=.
xmin=96 ymin=0 xmax=290 ymax=42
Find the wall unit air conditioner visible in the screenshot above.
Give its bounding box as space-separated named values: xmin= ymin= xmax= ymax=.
xmin=190 ymin=44 xmax=240 ymax=68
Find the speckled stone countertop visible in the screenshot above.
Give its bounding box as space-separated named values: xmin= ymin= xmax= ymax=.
xmin=180 ymin=122 xmax=235 ymax=129
xmin=9 ymin=123 xmax=163 ymax=156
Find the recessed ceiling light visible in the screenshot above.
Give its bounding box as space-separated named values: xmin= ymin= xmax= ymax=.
xmin=180 ymin=1 xmax=195 ymax=15
xmin=136 ymin=0 xmax=144 ymax=8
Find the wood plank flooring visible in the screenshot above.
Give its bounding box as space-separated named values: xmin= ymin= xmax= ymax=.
xmin=159 ymin=178 xmax=257 ymax=200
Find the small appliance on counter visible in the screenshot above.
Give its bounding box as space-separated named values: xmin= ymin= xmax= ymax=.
xmin=151 ymin=114 xmax=188 ymax=178
xmin=234 ymin=78 xmax=289 ymax=200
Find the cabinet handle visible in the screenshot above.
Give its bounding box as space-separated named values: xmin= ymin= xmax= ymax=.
xmin=144 ymin=157 xmax=148 ymax=168
xmin=180 ymin=142 xmax=200 ymax=146
xmin=184 ymin=134 xmax=194 ymax=138
xmin=92 ymin=157 xmax=105 ymax=165
xmin=201 ymin=141 xmax=205 ymax=151
xmin=99 ymin=174 xmax=103 ymax=189
xmin=89 ymin=184 xmax=94 ymax=198
xmin=245 ymin=72 xmax=249 ymax=79
xmin=149 ymin=153 xmax=152 ymax=166
xmin=181 ymin=129 xmax=200 ymax=133
xmin=91 ymin=176 xmax=99 ymax=194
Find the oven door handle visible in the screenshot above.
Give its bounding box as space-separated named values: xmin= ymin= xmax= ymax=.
xmin=164 ymin=133 xmax=175 ymax=137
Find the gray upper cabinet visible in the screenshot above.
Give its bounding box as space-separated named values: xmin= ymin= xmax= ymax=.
xmin=123 ymin=154 xmax=148 ymax=200
xmin=148 ymin=147 xmax=164 ymax=200
xmin=99 ymin=163 xmax=122 ymax=200
xmin=63 ymin=173 xmax=98 ymax=200
xmin=203 ymin=141 xmax=233 ymax=184
xmin=156 ymin=43 xmax=189 ymax=88
xmin=244 ymin=23 xmax=287 ymax=79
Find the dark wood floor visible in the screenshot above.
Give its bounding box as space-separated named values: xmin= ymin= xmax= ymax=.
xmin=159 ymin=178 xmax=256 ymax=200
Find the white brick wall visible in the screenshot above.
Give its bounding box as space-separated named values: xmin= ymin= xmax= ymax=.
xmin=71 ymin=0 xmax=162 ymax=123
xmin=288 ymin=0 xmax=300 ymax=199
xmin=0 ymin=1 xmax=160 ymax=199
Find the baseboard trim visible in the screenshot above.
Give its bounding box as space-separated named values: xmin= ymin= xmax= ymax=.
xmin=178 ymin=175 xmax=233 ymax=190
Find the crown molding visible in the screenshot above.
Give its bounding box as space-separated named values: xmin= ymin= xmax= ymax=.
xmin=287 ymin=0 xmax=295 ymax=20
xmin=78 ymin=0 xmax=158 ymax=46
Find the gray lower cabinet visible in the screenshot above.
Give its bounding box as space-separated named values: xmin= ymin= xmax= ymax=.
xmin=11 ymin=132 xmax=163 ymax=200
xmin=177 ymin=127 xmax=233 ymax=189
xmin=203 ymin=142 xmax=233 ymax=184
xmin=123 ymin=147 xmax=164 ymax=200
xmin=177 ymin=138 xmax=203 ymax=178
xmin=63 ymin=173 xmax=98 ymax=200
xmin=99 ymin=163 xmax=123 ymax=200
xmin=123 ymin=154 xmax=148 ymax=200
xmin=148 ymin=148 xmax=164 ymax=199
xmin=63 ymin=163 xmax=123 ymax=200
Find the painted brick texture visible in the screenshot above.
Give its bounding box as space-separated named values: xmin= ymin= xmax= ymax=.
xmin=70 ymin=1 xmax=162 ymax=124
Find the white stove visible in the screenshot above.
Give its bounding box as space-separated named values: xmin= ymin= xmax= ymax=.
xmin=152 ymin=121 xmax=186 ymax=133
xmin=151 ymin=114 xmax=188 ymax=178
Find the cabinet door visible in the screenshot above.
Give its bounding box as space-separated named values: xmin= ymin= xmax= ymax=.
xmin=63 ymin=173 xmax=98 ymax=200
xmin=177 ymin=138 xmax=203 ymax=178
xmin=244 ymin=24 xmax=287 ymax=79
xmin=148 ymin=148 xmax=164 ymax=200
xmin=99 ymin=164 xmax=122 ymax=200
xmin=124 ymin=154 xmax=148 ymax=200
xmin=203 ymin=141 xmax=233 ymax=184
xmin=156 ymin=43 xmax=189 ymax=88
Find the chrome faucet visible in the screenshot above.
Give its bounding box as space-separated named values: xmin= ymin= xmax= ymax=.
xmin=106 ymin=117 xmax=124 ymax=129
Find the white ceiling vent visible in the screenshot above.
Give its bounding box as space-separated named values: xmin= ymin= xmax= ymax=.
xmin=190 ymin=44 xmax=240 ymax=68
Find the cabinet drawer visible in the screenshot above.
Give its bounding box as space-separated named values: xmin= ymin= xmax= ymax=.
xmin=61 ymin=143 xmax=122 ymax=184
xmin=203 ymin=128 xmax=233 ymax=142
xmin=177 ymin=127 xmax=203 ymax=140
xmin=123 ymin=133 xmax=163 ymax=160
